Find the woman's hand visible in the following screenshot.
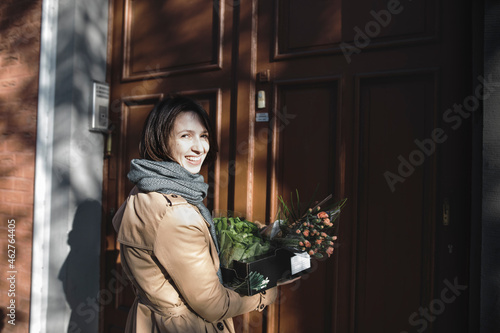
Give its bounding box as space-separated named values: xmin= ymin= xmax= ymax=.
xmin=252 ymin=220 xmax=277 ymax=239
xmin=253 ymin=220 xmax=266 ymax=230
xmin=259 ymin=220 xmax=282 ymax=239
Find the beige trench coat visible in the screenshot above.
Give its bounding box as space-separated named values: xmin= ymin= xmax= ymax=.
xmin=112 ymin=187 xmax=277 ymax=332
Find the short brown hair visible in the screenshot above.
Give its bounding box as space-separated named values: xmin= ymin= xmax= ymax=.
xmin=139 ymin=95 xmax=218 ymax=164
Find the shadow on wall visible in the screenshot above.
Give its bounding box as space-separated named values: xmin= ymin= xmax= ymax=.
xmin=58 ymin=199 xmax=101 ymax=333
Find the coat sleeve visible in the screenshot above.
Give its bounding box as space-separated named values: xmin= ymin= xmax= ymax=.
xmin=153 ymin=203 xmax=277 ymax=323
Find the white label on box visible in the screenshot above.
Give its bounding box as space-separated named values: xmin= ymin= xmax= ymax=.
xmin=290 ymin=252 xmax=311 ymax=275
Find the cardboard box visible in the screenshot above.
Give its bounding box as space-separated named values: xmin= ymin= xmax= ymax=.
xmin=221 ymin=248 xmax=311 ymax=295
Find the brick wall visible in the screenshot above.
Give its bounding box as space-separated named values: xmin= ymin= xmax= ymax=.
xmin=0 ymin=0 xmax=42 ymax=331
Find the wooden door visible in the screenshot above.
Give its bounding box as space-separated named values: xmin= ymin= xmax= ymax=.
xmin=101 ymin=0 xmax=236 ymax=331
xmin=252 ymin=0 xmax=471 ymax=332
xmin=102 ymin=0 xmax=472 ymax=332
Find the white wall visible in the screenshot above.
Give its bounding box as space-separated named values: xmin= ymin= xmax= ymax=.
xmin=32 ymin=0 xmax=109 ymax=332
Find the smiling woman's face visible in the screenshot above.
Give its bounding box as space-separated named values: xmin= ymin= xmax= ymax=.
xmin=168 ymin=111 xmax=210 ymax=174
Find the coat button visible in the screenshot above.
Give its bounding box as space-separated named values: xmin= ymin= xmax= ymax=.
xmin=259 ymin=304 xmax=265 ymax=310
xmin=217 ymin=322 xmax=224 ymax=330
xmin=171 ymin=194 xmax=177 ymax=198
xmin=261 ymin=290 xmax=266 ymax=295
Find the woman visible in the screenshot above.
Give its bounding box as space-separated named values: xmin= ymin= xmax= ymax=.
xmin=112 ymin=96 xmax=278 ymax=332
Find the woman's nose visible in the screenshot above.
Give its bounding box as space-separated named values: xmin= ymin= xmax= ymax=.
xmin=191 ymin=137 xmax=203 ymax=152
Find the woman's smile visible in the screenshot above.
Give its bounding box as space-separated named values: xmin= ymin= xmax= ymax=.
xmin=185 ymin=155 xmax=202 ymax=164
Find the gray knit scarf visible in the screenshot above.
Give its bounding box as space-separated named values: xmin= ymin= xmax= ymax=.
xmin=127 ymin=159 xmax=223 ymax=283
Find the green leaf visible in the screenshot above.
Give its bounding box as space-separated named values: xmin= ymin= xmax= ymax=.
xmin=215 ymin=213 xmax=273 ymax=268
xmin=231 ymin=243 xmax=247 ymax=262
xmin=243 ymin=242 xmax=259 ymax=260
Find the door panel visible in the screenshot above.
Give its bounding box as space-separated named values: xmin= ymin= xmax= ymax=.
xmin=355 ymin=72 xmax=437 ymax=332
xmin=343 ymin=0 xmax=438 ymax=43
xmin=123 ymin=0 xmax=222 ymax=80
xmin=271 ymin=80 xmax=339 ymax=333
xmin=119 ymin=97 xmax=162 ymax=202
xmin=274 ymin=0 xmax=342 ymax=58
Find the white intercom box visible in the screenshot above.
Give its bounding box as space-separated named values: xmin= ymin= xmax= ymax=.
xmin=90 ymin=81 xmax=110 ymax=132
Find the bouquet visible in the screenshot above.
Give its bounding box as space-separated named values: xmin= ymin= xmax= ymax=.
xmin=270 ymin=192 xmax=347 ymax=259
